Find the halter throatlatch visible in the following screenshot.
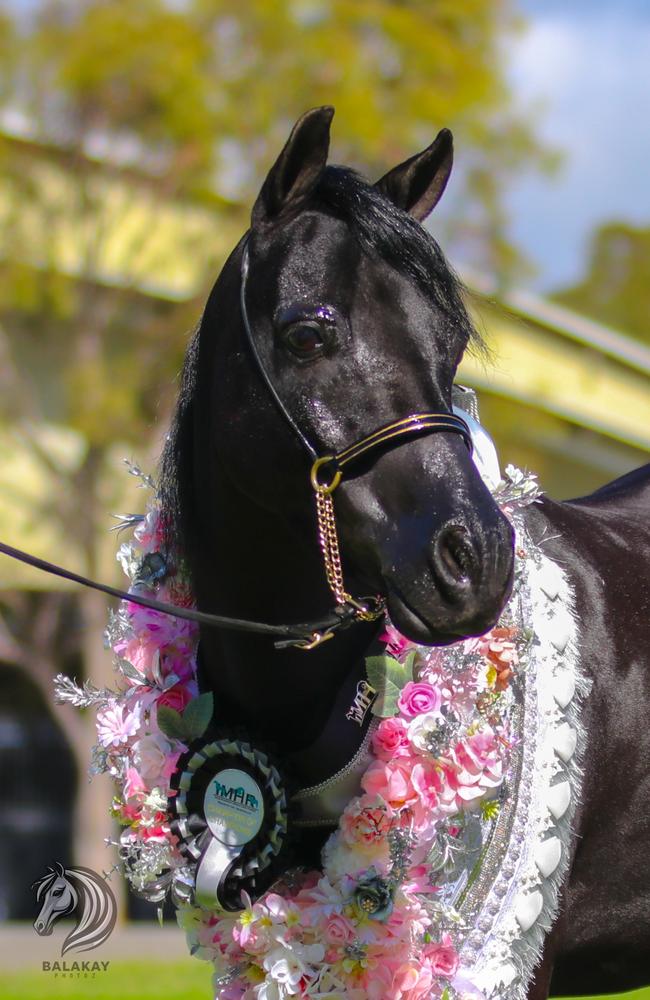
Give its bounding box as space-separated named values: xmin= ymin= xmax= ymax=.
xmin=240 ymin=242 xmax=473 ymax=649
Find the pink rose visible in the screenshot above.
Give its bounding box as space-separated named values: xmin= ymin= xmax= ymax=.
xmin=372 ymin=717 xmax=410 ymax=760
xmin=323 ymin=912 xmax=356 ymax=947
xmin=426 ymin=933 xmax=459 ymax=977
xmin=156 ymin=684 xmax=193 ymax=714
xmin=398 ymin=681 xmax=442 ymax=718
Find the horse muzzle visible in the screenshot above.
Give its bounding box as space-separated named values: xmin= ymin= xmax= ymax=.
xmin=384 ymin=508 xmax=515 ymax=644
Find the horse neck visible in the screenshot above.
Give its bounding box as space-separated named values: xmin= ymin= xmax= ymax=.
xmin=192 ymin=469 xmax=379 ymax=750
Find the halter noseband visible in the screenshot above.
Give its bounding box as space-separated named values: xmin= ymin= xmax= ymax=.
xmin=240 ymin=241 xmax=472 ymax=647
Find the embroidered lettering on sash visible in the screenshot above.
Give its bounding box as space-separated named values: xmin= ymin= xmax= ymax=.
xmin=345 ymin=680 xmax=377 ymax=725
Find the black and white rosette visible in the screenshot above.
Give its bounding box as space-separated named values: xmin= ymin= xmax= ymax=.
xmin=169 ymin=739 xmax=289 ymax=912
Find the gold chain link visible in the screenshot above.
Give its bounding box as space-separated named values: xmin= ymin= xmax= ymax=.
xmin=315 ymin=487 xmax=351 ymax=607
xmin=312 ymin=466 xmax=385 ymax=624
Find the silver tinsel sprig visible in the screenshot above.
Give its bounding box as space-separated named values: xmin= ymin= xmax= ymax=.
xmin=53 ymin=673 xmax=115 ymax=708
xmin=109 ymin=512 xmax=145 ymax=535
xmin=104 ymin=606 xmax=132 ymax=649
xmin=494 ymin=465 xmax=541 ymax=509
xmin=119 ymin=838 xmax=174 ymax=894
xmin=124 ymin=459 xmax=156 ymax=490
xmin=89 ymin=745 xmax=110 ymax=776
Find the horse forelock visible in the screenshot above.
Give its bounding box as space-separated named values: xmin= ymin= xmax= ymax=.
xmin=313 ymin=165 xmax=485 ymax=357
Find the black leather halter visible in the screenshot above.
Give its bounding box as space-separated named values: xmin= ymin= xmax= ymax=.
xmin=0 ymin=239 xmax=472 ymax=650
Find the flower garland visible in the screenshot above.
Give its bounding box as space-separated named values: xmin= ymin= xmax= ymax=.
xmin=55 ymin=463 xmax=588 ymax=1000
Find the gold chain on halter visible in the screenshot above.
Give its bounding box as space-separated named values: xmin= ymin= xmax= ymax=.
xmin=310 ymin=457 xmax=385 ymax=628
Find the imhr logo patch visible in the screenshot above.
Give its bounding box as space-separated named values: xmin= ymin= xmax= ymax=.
xmin=212 ymin=780 xmax=260 ymax=812
xmin=32 ymin=862 xmax=117 ymax=958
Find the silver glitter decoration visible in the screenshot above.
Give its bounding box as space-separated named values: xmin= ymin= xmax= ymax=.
xmin=53 ymin=673 xmax=114 ymax=708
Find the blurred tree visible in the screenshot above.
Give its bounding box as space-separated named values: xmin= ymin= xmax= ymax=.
xmin=553 ymin=222 xmax=650 ymax=345
xmin=0 ymin=0 xmax=550 ymax=907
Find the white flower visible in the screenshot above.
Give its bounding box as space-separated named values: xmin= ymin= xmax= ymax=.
xmin=407 ymin=711 xmax=443 ymax=752
xmin=142 ymin=787 xmax=167 ymax=813
xmin=323 ymin=833 xmax=389 ymax=885
xmin=263 ymin=942 xmax=325 ymax=994
xmin=132 ymin=732 xmax=174 ymax=785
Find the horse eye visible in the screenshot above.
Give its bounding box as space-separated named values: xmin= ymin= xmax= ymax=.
xmin=284 ymin=322 xmax=326 ymax=359
xmin=53 ymin=887 xmax=63 ymax=896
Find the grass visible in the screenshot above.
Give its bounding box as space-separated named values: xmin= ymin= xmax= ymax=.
xmin=1 ymin=961 xmax=649 ymax=1000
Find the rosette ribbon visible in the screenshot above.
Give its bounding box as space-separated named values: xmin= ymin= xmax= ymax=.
xmin=169 ymin=738 xmax=288 ymax=912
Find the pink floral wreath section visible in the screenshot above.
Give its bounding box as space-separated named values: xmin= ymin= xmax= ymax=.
xmin=100 ymin=502 xmax=520 ymax=1000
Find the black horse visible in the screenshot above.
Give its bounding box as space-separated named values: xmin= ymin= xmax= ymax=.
xmin=160 ymin=107 xmax=650 ymax=999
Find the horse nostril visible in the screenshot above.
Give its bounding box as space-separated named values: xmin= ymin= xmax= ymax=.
xmin=434 ymin=525 xmax=477 ymax=589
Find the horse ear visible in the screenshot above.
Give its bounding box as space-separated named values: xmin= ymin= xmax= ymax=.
xmin=252 ymin=106 xmax=334 ymax=225
xmin=375 ymin=128 xmax=453 ymax=222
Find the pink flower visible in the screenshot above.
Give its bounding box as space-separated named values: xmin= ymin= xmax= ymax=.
xmin=123 ymin=766 xmax=147 ymax=801
xmin=361 ymin=759 xmax=419 ymax=810
xmin=392 ymin=961 xmax=434 ymax=999
xmin=426 ymin=933 xmax=459 ymax=977
xmin=340 ymin=794 xmax=394 ymax=846
xmin=133 ymin=510 xmax=164 ymax=549
xmin=114 ymin=635 xmax=160 ymax=683
xmin=96 ymin=700 xmax=142 ymax=747
xmin=380 ymin=623 xmax=417 ymax=657
xmin=398 ymin=681 xmax=442 ymax=719
xmin=157 ymin=684 xmax=193 ymax=714
xmin=323 ymin=912 xmax=356 ymax=947
xmin=372 ymin=718 xmax=410 ymax=760
xmin=447 ymin=726 xmax=504 ymax=806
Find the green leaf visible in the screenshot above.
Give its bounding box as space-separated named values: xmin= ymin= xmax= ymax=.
xmin=182 ymin=692 xmax=214 ymax=739
xmin=156 ymin=705 xmax=187 ymax=741
xmin=365 ymin=654 xmax=399 ymax=692
xmin=366 ymin=654 xmax=410 ymax=692
xmin=371 ymin=681 xmax=400 ymax=718
xmin=403 ymin=650 xmax=417 ymax=683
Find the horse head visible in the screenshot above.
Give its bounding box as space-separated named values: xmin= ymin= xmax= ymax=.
xmin=168 ymin=107 xmax=513 ymax=654
xmin=32 ymin=862 xmax=78 ymax=936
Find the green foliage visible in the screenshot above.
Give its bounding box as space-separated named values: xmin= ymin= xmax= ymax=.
xmin=554 ymin=222 xmax=650 ymax=345
xmin=366 ymin=650 xmax=415 ymax=717
xmin=157 ymin=691 xmax=214 ymax=742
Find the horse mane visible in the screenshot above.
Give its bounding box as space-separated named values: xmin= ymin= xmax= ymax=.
xmin=158 ymin=166 xmax=484 ymax=569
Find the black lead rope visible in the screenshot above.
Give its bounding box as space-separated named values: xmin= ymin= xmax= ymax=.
xmin=0 ymin=539 xmax=358 ymax=648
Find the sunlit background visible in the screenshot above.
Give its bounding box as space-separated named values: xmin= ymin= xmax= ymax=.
xmin=0 ymin=1 xmax=648 ymax=996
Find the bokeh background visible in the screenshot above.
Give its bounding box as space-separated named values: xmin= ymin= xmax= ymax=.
xmin=0 ymin=0 xmax=648 ymax=996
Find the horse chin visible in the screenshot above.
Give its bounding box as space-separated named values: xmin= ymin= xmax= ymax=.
xmin=385 ymin=586 xmax=506 ymax=647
